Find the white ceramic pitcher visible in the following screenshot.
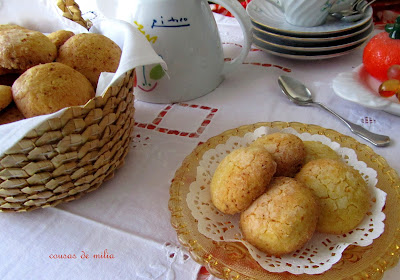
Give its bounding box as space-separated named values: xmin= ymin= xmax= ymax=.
xmin=97 ymin=0 xmax=252 ymax=103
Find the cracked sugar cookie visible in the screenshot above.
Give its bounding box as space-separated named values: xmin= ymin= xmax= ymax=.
xmin=240 ymin=177 xmax=318 ymax=256
xmin=303 ymin=140 xmax=341 ymax=164
xmin=210 ymin=146 xmax=277 ymax=215
xmin=251 ymin=132 xmax=306 ymax=177
xmin=295 ymin=158 xmax=370 ymax=234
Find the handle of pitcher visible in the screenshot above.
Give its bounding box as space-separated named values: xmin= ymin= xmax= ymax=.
xmin=210 ymin=0 xmax=253 ymax=75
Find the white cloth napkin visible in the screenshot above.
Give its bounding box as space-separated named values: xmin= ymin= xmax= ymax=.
xmin=91 ymin=0 xmax=137 ymax=22
xmin=0 ymin=0 xmax=88 ymax=33
xmin=0 ymin=0 xmax=165 ymax=157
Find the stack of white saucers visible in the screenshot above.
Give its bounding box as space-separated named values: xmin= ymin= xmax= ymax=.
xmin=246 ymin=0 xmax=374 ymax=60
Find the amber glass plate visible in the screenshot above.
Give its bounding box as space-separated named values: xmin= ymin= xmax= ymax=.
xmin=169 ymin=122 xmax=400 ymax=280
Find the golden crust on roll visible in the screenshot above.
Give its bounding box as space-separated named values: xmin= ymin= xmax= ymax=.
xmin=12 ymin=62 xmax=95 ymax=118
xmin=0 ymin=85 xmax=12 ymax=111
xmin=47 ymin=30 xmax=75 ymax=50
xmin=0 ymin=24 xmax=27 ymax=31
xmin=0 ymin=103 xmax=25 ymax=125
xmin=56 ymin=33 xmax=121 ymax=88
xmin=0 ymin=26 xmax=57 ymax=72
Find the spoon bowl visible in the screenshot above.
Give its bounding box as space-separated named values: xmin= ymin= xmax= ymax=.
xmin=278 ymin=75 xmax=391 ymax=147
xmin=330 ymin=0 xmax=376 ymax=22
xmin=278 ymin=75 xmax=313 ymax=105
xmin=341 ymin=13 xmax=364 ymax=22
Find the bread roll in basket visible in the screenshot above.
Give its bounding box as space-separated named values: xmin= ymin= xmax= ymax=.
xmin=0 ymin=0 xmax=157 ymax=212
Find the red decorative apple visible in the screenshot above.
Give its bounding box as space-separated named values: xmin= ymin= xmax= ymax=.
xmin=363 ymin=16 xmax=400 ymax=82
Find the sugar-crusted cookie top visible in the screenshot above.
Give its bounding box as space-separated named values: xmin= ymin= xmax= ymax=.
xmin=296 ymin=158 xmax=370 ymax=234
xmin=210 ymin=146 xmax=277 ymax=214
xmin=240 ymin=176 xmax=318 ymax=256
xmin=251 ymin=132 xmax=306 ymax=177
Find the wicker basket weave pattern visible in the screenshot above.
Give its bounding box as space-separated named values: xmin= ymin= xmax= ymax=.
xmin=0 ymin=70 xmax=135 ymax=212
xmin=0 ymin=1 xmax=136 ymax=212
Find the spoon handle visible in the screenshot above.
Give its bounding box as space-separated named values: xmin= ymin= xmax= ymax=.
xmin=352 ymin=0 xmax=365 ymax=9
xmin=357 ymin=0 xmax=376 ymax=12
xmin=313 ymin=102 xmax=391 ymax=147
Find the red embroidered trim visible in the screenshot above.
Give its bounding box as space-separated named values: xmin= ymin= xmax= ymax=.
xmin=135 ymin=103 xmax=218 ymax=138
xmin=222 ymin=43 xmax=292 ymax=73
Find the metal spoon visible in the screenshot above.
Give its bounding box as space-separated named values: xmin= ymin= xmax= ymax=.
xmin=278 ymin=75 xmax=391 ymax=147
xmin=339 ymin=13 xmax=364 ymax=22
xmin=330 ymin=0 xmax=364 ymax=19
xmin=334 ymin=0 xmax=364 ymax=15
xmin=355 ymin=0 xmax=377 ymax=12
xmin=331 ymin=0 xmax=376 ymax=22
xmin=340 ymin=0 xmax=376 ymax=22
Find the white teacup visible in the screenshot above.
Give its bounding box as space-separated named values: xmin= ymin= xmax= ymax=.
xmin=266 ymin=0 xmax=338 ymax=27
xmin=96 ymin=0 xmax=252 ymax=103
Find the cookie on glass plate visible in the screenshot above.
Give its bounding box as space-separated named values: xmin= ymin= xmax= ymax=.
xmin=210 ymin=146 xmax=277 ymax=214
xmin=240 ymin=177 xmax=318 ymax=256
xmin=295 ymin=158 xmax=370 ymax=234
xmin=251 ymin=132 xmax=306 ymax=177
xmin=303 ymin=141 xmax=341 ymax=164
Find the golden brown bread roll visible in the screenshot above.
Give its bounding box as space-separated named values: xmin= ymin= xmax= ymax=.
xmin=0 ymin=26 xmax=57 ymax=72
xmin=0 ymin=85 xmax=12 ymax=111
xmin=47 ymin=30 xmax=75 ymax=50
xmin=0 ymin=103 xmax=25 ymax=125
xmin=56 ymin=33 xmax=121 ymax=88
xmin=12 ymin=62 xmax=95 ymax=118
xmin=0 ymin=24 xmax=27 ymax=31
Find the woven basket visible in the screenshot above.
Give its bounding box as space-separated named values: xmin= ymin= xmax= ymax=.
xmin=0 ymin=0 xmax=135 ymax=212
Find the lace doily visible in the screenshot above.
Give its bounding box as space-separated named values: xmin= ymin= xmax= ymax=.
xmin=187 ymin=126 xmax=386 ymax=275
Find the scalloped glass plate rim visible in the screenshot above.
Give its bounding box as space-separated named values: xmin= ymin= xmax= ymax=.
xmin=186 ymin=126 xmax=386 ymax=275
xmin=169 ymin=121 xmax=400 ymax=280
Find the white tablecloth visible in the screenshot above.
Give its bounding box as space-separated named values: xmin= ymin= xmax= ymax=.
xmin=1 ymin=3 xmax=400 ymax=280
